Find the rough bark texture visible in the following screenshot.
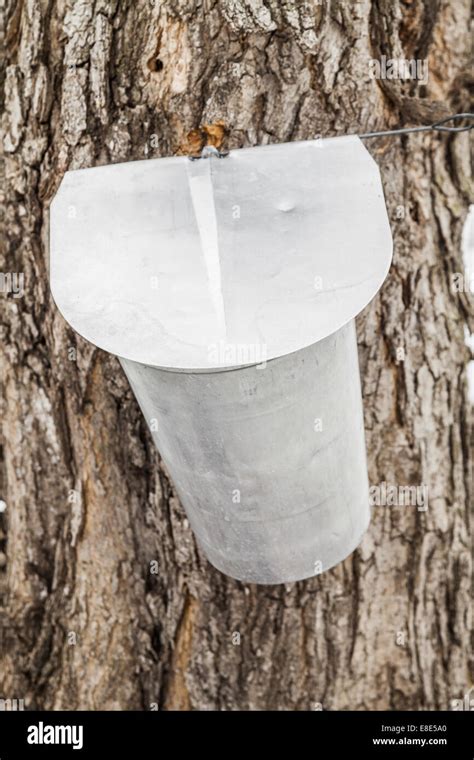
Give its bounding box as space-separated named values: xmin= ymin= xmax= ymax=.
xmin=1 ymin=0 xmax=472 ymax=710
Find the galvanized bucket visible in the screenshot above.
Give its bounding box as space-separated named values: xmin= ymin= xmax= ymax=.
xmin=49 ymin=136 xmax=392 ymax=584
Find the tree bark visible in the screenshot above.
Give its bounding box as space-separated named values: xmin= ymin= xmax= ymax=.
xmin=1 ymin=0 xmax=471 ymax=711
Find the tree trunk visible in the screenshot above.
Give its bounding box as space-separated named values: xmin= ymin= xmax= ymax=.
xmin=1 ymin=0 xmax=471 ymax=711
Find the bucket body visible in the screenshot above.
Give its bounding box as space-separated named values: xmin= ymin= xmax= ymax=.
xmin=120 ymin=319 xmax=370 ymax=584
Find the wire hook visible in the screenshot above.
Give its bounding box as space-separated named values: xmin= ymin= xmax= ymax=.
xmin=188 ymin=145 xmax=229 ymax=161
xmin=185 ymin=112 xmax=472 ymax=158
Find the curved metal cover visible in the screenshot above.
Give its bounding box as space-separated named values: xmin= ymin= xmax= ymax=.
xmin=49 ymin=136 xmax=392 ymax=371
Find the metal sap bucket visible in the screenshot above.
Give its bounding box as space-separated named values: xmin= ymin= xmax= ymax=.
xmin=49 ymin=136 xmax=392 ymax=584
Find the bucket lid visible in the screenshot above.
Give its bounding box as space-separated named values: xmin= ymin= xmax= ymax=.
xmin=49 ymin=135 xmax=392 ymax=371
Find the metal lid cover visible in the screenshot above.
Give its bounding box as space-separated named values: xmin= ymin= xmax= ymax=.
xmin=49 ymin=135 xmax=393 ymax=371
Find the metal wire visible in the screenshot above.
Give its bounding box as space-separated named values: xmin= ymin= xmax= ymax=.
xmin=189 ymin=113 xmax=473 ymax=158
xmin=358 ymin=112 xmax=473 ymax=139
